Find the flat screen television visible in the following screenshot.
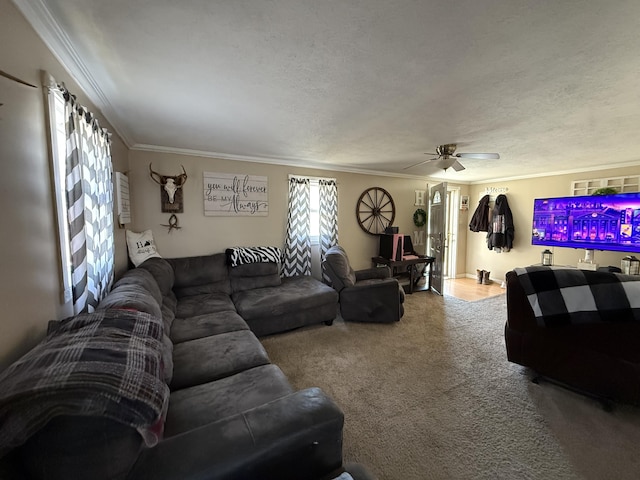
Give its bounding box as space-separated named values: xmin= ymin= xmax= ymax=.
xmin=531 ymin=192 xmax=640 ymax=253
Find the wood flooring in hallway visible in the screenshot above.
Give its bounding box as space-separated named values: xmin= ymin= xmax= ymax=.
xmin=443 ymin=277 xmax=506 ymax=302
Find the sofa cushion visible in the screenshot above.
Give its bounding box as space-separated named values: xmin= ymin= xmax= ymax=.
xmin=160 ymin=301 xmax=176 ymax=334
xmin=323 ymin=246 xmax=356 ymax=291
xmin=162 ymin=291 xmax=178 ymax=314
xmin=170 ymin=311 xmax=249 ymax=344
xmin=97 ymin=283 xmax=162 ymax=319
xmin=160 ymin=334 xmax=174 ymax=384
xmin=169 ymin=253 xmax=231 ymax=297
xmin=164 ymin=364 xmax=293 ymax=436
xmin=232 ymin=276 xmax=337 ymax=321
xmin=230 ymin=262 xmax=282 ymax=294
xmin=138 ymin=257 xmax=175 ymax=297
xmin=113 ymin=268 xmax=162 ymax=306
xmin=175 ymin=292 xmax=236 ymax=319
xmin=170 ymin=330 xmax=270 ymax=390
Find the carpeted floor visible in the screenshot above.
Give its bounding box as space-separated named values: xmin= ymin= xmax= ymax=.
xmin=261 ymin=291 xmax=640 ymax=480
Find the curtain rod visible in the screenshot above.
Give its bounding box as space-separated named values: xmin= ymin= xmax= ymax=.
xmin=43 ymin=71 xmax=112 ymax=142
xmin=0 ymin=70 xmax=37 ymax=88
xmin=288 ymin=174 xmax=337 ymax=183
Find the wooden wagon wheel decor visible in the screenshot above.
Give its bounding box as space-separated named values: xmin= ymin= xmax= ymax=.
xmin=356 ymin=187 xmax=396 ymax=235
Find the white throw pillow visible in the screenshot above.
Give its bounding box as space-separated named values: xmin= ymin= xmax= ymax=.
xmin=126 ymin=229 xmax=162 ymax=267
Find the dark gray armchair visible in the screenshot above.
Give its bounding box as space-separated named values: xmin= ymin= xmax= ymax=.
xmin=322 ymin=245 xmax=404 ymax=323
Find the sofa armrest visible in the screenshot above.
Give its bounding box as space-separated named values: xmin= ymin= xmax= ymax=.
xmin=505 ymin=270 xmax=537 ymax=331
xmin=342 ymin=279 xmax=401 ymax=307
xmin=340 ymin=279 xmax=402 ymax=323
xmin=349 ymin=277 xmax=399 ymax=292
xmin=355 ymin=266 xmax=391 ymax=281
xmin=128 ymin=387 xmax=344 ymax=480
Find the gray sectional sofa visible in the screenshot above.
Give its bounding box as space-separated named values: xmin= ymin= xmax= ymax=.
xmin=0 ymin=252 xmax=350 ymax=480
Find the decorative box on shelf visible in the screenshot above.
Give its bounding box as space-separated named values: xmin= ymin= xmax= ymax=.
xmin=577 ymin=260 xmax=598 ymax=271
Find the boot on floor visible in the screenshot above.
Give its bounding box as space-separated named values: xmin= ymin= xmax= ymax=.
xmin=482 ymin=270 xmax=492 ymax=285
xmin=476 ymin=269 xmax=484 ymax=284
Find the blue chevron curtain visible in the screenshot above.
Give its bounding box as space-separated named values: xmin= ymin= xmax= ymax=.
xmin=283 ymin=177 xmax=311 ymax=276
xmin=283 ymin=176 xmax=338 ymax=278
xmin=60 ymin=85 xmax=114 ymax=313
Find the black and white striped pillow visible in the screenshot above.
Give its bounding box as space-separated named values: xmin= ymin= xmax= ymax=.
xmin=226 ymin=246 xmax=282 ymax=267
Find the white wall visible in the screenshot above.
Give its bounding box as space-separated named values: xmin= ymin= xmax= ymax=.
xmin=466 ymin=165 xmax=640 ymax=284
xmin=0 ymin=0 xmax=128 ymax=370
xmin=127 ymin=150 xmax=456 ymax=273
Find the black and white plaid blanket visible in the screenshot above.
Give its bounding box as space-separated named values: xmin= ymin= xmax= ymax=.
xmin=514 ymin=266 xmax=640 ymax=327
xmin=226 ymin=246 xmax=282 ymax=267
xmin=0 ymin=309 xmax=169 ymax=457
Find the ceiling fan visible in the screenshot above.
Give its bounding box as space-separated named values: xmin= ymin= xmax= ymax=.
xmin=404 ymin=144 xmax=500 ymax=172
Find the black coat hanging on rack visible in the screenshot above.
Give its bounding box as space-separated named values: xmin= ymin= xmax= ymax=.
xmin=487 ymin=194 xmax=514 ymax=252
xmin=469 ymin=194 xmax=491 ymax=232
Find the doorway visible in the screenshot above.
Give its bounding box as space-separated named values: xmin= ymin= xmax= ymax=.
xmin=427 ymin=184 xmax=460 ymax=295
xmin=428 ymin=182 xmax=446 ymax=295
xmin=444 ymin=188 xmax=459 ymax=279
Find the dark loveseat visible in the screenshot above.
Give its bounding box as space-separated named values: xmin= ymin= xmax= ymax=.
xmin=0 ymin=251 xmax=348 ymax=479
xmin=505 ymin=267 xmax=640 ymax=404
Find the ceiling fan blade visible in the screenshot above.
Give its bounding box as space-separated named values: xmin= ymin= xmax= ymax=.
xmin=451 ymin=160 xmax=465 ymax=172
xmin=404 ymin=156 xmax=438 ymax=170
xmin=455 ymin=152 xmax=500 ymax=160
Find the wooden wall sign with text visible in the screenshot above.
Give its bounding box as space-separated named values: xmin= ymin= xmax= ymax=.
xmin=203 ymin=172 xmax=268 ymax=216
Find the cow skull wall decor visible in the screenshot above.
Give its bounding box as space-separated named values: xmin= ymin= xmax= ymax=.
xmin=149 ymin=163 xmax=188 ymax=213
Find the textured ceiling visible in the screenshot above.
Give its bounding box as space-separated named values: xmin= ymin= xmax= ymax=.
xmin=16 ymin=0 xmax=640 ymax=182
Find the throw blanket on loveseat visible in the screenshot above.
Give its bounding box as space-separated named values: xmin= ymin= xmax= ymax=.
xmin=0 ymin=309 xmax=169 ymax=457
xmin=227 ymin=246 xmax=282 ymax=267
xmin=514 ymin=266 xmax=640 ymax=327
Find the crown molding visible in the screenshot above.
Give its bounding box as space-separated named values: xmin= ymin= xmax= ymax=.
xmin=469 ymin=159 xmax=640 ymax=185
xmin=133 ymin=143 xmax=640 ymax=186
xmin=131 ymin=143 xmax=439 ymax=181
xmin=13 ymin=0 xmax=133 ymax=146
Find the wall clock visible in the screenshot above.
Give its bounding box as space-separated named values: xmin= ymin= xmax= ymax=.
xmin=356 ymin=187 xmax=396 ymax=235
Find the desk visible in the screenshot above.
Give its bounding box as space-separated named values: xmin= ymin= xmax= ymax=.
xmin=372 ymin=256 xmax=435 ymax=294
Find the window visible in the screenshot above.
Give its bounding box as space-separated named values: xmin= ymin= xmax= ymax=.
xmin=309 ymin=181 xmax=320 ymax=244
xmin=47 ymin=88 xmax=73 ymax=303
xmin=283 ymin=175 xmax=338 ymax=277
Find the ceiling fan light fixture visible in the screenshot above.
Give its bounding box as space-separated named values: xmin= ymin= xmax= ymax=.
xmin=436 ymin=144 xmax=458 ymax=156
xmin=404 ymin=143 xmax=499 ymax=172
